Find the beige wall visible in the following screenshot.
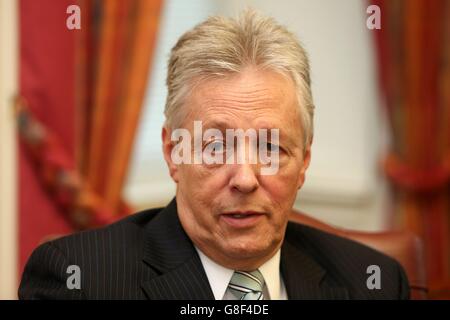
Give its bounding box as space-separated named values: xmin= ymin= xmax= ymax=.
xmin=0 ymin=0 xmax=19 ymax=300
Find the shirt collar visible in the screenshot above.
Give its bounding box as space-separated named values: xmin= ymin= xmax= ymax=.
xmin=195 ymin=247 xmax=281 ymax=300
xmin=258 ymin=249 xmax=281 ymax=300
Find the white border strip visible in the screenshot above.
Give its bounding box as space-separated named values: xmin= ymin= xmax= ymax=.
xmin=0 ymin=0 xmax=18 ymax=300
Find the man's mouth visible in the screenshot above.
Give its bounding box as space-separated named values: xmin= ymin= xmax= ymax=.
xmin=229 ymin=214 xmax=251 ymax=219
xmin=220 ymin=211 xmax=265 ymax=228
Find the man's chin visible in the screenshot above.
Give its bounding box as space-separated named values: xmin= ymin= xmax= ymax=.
xmin=222 ymin=240 xmax=277 ymax=263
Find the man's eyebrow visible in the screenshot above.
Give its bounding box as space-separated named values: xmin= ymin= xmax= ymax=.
xmin=202 ymin=119 xmax=281 ymax=131
xmin=201 ymin=120 xmax=231 ymax=131
xmin=200 ymin=119 xmax=298 ymax=145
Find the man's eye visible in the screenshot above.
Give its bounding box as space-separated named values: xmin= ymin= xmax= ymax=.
xmin=205 ymin=140 xmax=225 ymax=153
xmin=266 ymin=142 xmax=280 ymax=152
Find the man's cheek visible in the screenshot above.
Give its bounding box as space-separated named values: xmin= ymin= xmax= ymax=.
xmin=263 ymin=184 xmax=289 ymax=203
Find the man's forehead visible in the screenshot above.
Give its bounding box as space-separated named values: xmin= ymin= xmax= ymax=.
xmin=189 ymin=85 xmax=298 ymax=125
xmin=180 ymin=69 xmax=303 ymax=144
xmin=201 ymin=118 xmax=282 ymax=131
xmin=189 ymin=69 xmax=297 ymax=107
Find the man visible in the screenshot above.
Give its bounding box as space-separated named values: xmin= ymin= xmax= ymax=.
xmin=19 ymin=10 xmax=409 ymax=300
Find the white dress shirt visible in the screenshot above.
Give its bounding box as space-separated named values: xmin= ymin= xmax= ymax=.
xmin=195 ymin=247 xmax=288 ymax=300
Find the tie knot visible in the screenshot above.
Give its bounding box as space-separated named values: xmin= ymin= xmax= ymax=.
xmin=228 ymin=270 xmax=265 ymax=300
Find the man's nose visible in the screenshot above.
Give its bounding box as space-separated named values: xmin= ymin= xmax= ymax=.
xmin=229 ymin=163 xmax=259 ymax=193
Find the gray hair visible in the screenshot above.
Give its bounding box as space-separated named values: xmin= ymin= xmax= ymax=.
xmin=164 ymin=9 xmax=314 ymax=148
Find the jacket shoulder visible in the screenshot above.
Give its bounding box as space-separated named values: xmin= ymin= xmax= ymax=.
xmin=51 ymin=207 xmax=162 ymax=251
xmin=20 ymin=207 xmax=164 ymax=299
xmin=285 ymin=221 xmax=410 ymax=299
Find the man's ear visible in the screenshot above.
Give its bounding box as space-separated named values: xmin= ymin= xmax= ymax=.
xmin=297 ymin=144 xmax=311 ymax=190
xmin=162 ymin=126 xmax=179 ymax=183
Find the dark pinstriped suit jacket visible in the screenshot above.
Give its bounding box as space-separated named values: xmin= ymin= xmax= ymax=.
xmin=19 ymin=198 xmax=410 ymax=299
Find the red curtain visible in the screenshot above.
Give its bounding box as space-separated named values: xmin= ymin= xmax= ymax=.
xmin=19 ymin=0 xmax=77 ymax=274
xmin=18 ymin=0 xmax=162 ymax=275
xmin=373 ymin=0 xmax=450 ymax=298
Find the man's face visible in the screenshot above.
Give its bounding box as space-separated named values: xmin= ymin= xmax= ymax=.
xmin=162 ymin=67 xmax=311 ymax=270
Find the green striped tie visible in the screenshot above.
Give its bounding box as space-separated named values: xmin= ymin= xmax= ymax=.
xmin=228 ymin=270 xmax=265 ymax=300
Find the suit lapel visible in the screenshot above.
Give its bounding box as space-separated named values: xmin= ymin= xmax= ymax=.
xmin=281 ymin=230 xmax=349 ymax=300
xmin=141 ymin=198 xmax=214 ymax=300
